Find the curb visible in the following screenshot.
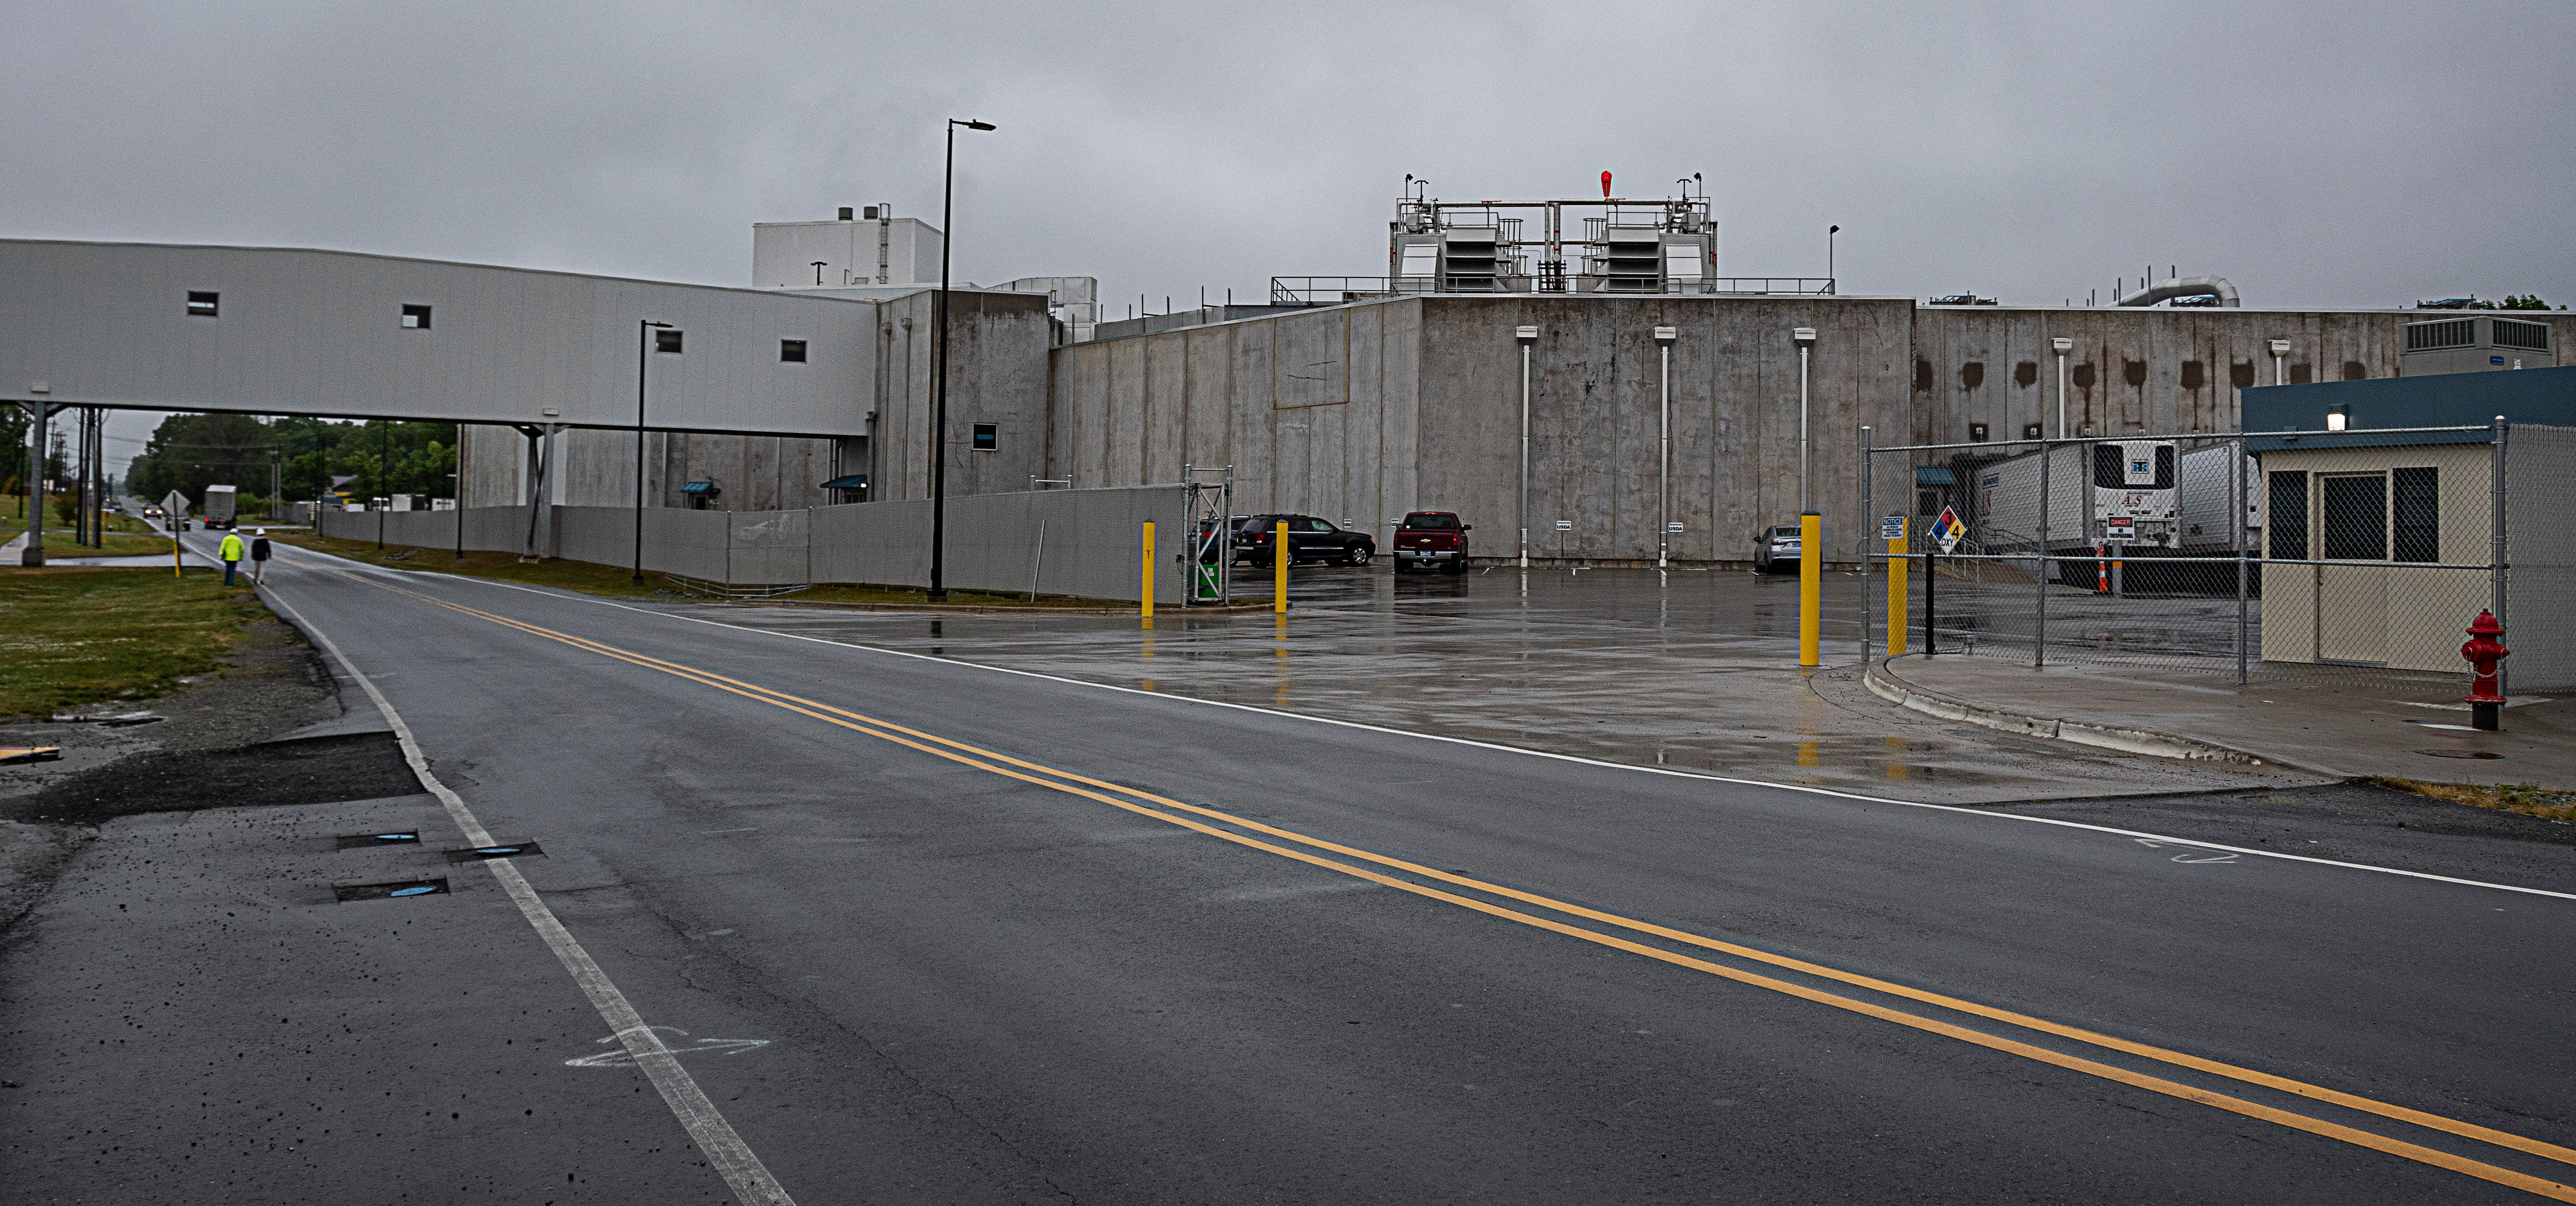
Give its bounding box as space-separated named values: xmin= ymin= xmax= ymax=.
xmin=1861 ymin=655 xmax=2350 ymax=778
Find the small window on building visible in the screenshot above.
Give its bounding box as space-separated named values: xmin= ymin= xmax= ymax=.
xmin=971 ymin=423 xmax=998 ymax=451
xmin=780 ymin=339 xmax=807 ymax=363
xmin=2392 ymin=467 xmax=2439 ymax=563
xmin=2267 ymin=471 xmax=2309 ymax=559
xmin=1968 ymin=422 xmax=1989 ymax=442
xmin=2321 ymin=474 xmax=2387 ymax=561
xmin=656 ymin=328 xmax=684 ymax=354
xmin=186 ymin=291 xmax=219 ymax=318
xmin=401 ymin=303 xmax=432 ymax=329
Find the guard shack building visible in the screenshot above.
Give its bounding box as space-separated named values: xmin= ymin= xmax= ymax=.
xmin=2242 ymin=366 xmax=2575 ymax=689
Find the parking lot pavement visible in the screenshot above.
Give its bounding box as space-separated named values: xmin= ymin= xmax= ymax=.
xmin=676 ymin=564 xmax=2320 ymax=804
xmin=1881 ymin=651 xmax=2576 ymax=785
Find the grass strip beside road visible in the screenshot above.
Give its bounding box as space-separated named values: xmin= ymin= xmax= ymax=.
xmin=2376 ymin=777 xmax=2576 ymax=823
xmin=272 ymin=531 xmax=1109 ymax=608
xmin=0 ymin=567 xmax=269 ymax=719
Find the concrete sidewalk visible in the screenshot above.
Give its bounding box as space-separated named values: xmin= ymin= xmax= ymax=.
xmin=1870 ymin=652 xmax=2576 ymax=787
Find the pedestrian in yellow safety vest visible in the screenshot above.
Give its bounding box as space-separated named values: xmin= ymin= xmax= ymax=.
xmin=217 ymin=532 xmax=245 ymax=586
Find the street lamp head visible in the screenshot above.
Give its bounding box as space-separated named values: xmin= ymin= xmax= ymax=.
xmin=1515 ymin=324 xmax=1539 ymax=344
xmin=643 ymin=320 xmax=672 ymax=329
xmin=1653 ymin=326 xmax=1678 ymax=344
xmin=954 ymin=118 xmax=996 ymax=131
xmin=1829 ymin=225 xmax=1840 ymax=235
xmin=1792 ymin=327 xmax=1817 ymax=346
xmin=2051 ymin=336 xmax=2072 ymax=353
xmin=2268 ymin=338 xmax=2291 ymax=355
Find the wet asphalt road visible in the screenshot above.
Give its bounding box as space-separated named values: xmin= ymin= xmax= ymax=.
xmin=7 ymin=543 xmax=2576 ymax=1204
xmin=682 ymin=562 xmax=2315 ymax=805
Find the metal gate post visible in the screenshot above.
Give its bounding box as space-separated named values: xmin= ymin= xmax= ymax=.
xmin=1861 ymin=426 xmax=1873 ymax=667
xmin=2235 ymin=436 xmax=2250 ymax=685
xmin=2035 ymin=436 xmax=2049 ymax=669
xmin=2491 ymin=416 xmax=2508 ymax=696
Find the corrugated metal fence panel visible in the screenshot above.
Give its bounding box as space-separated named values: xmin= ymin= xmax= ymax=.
xmin=945 ymin=486 xmax=1185 ymax=603
xmin=810 ymin=500 xmax=931 ymax=587
xmin=552 ymin=507 xmax=637 ymax=569
xmin=728 ymin=509 xmax=811 ymax=585
xmin=318 ymin=490 xmax=1182 ymax=603
xmin=646 ymin=508 xmax=731 ymax=580
xmin=2507 ymin=423 xmax=2575 ymax=690
xmin=463 ymin=507 xmax=524 ymax=553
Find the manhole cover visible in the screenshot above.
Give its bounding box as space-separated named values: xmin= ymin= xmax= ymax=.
xmin=336 ymin=830 xmax=421 ymax=850
xmin=334 ymin=877 xmax=450 ymax=902
xmin=445 ymin=840 xmax=544 ymax=863
xmin=2415 ymin=749 xmax=2503 ymax=760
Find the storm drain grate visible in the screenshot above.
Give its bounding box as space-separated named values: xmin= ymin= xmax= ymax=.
xmin=334 ymin=877 xmax=450 ymax=903
xmin=336 ymin=830 xmax=421 ymax=850
xmin=445 ymin=840 xmax=544 ymax=863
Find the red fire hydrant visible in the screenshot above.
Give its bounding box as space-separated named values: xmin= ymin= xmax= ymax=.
xmin=2461 ymin=609 xmax=2509 ymax=732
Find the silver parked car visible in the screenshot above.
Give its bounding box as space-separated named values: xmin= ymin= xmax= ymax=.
xmin=1753 ymin=524 xmax=1803 ymax=573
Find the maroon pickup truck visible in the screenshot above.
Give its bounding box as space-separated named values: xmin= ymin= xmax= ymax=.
xmin=1392 ymin=511 xmax=1471 ymax=574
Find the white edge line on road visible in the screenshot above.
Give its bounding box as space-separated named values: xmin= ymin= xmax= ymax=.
xmin=307 ymin=556 xmax=2576 ymax=905
xmin=259 ymin=584 xmax=800 ymax=1206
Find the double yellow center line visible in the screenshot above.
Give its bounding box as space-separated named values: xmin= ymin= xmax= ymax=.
xmin=308 ymin=562 xmax=2576 ymax=1199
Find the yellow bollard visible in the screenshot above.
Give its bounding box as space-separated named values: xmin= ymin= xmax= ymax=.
xmin=1886 ymin=520 xmax=1908 ymax=658
xmin=1273 ymin=520 xmax=1289 ymax=615
xmin=1140 ymin=521 xmax=1155 ymax=619
xmin=1798 ymin=512 xmax=1822 ymax=667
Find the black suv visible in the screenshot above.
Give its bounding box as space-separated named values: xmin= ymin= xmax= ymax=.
xmin=1231 ymin=514 xmax=1375 ymax=568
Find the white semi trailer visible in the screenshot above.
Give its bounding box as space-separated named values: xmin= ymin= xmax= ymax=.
xmin=2176 ymin=444 xmax=2260 ymax=553
xmin=1972 ymin=439 xmax=2179 ymax=560
xmin=202 ymin=484 xmax=238 ymax=531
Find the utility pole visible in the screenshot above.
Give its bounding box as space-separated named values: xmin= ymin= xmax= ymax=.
xmin=930 ymin=116 xmax=998 ymax=602
xmin=1655 ymin=325 xmax=1676 ymax=568
xmin=1516 ymin=325 xmax=1538 ymax=568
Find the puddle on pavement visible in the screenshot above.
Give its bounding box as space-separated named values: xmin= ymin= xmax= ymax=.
xmin=335 ymin=830 xmax=421 ymax=850
xmin=333 ymin=877 xmax=449 ymax=902
xmin=445 ymin=840 xmax=545 ymax=862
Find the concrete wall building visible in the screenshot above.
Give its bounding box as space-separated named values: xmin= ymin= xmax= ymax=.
xmin=753 ymin=207 xmax=943 ymax=289
xmin=1050 ymin=299 xmax=2576 ymax=562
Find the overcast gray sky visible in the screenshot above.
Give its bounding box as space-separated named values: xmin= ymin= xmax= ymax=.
xmin=8 ymin=0 xmax=2570 ymax=472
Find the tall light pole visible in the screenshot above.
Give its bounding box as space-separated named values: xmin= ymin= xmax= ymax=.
xmin=1827 ymin=225 xmax=1840 ymax=295
xmin=1793 ymin=327 xmax=1817 ymax=513
xmin=930 ymin=116 xmax=997 ymax=602
xmin=1516 ymin=324 xmax=1538 ymax=568
xmin=1654 ymin=325 xmax=1677 ymax=568
xmin=2051 ymin=335 xmax=2073 ymax=438
xmin=637 ymin=319 xmax=672 ymax=582
xmin=2269 ymin=338 xmax=2290 ymax=386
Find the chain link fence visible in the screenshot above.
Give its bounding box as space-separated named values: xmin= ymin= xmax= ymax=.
xmin=1857 ymin=422 xmax=2569 ymax=691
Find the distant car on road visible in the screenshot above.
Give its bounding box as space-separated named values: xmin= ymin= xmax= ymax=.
xmin=1753 ymin=524 xmax=1803 ymax=573
xmin=1233 ymin=514 xmax=1374 ymax=568
xmin=1928 ymin=293 xmax=1997 ymax=306
xmin=2415 ymin=296 xmax=2478 ymax=310
xmin=1392 ymin=511 xmax=1471 ymax=574
xmin=2168 ymin=294 xmax=2222 ymax=307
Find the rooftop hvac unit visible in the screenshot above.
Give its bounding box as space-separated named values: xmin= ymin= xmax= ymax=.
xmin=2399 ymin=316 xmax=2553 ymax=377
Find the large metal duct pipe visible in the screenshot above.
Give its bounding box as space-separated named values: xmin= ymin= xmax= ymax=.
xmin=2116 ymin=275 xmax=2240 ymax=307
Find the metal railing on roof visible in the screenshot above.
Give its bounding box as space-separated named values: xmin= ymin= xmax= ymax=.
xmin=1268 ymin=276 xmax=1837 ymax=304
